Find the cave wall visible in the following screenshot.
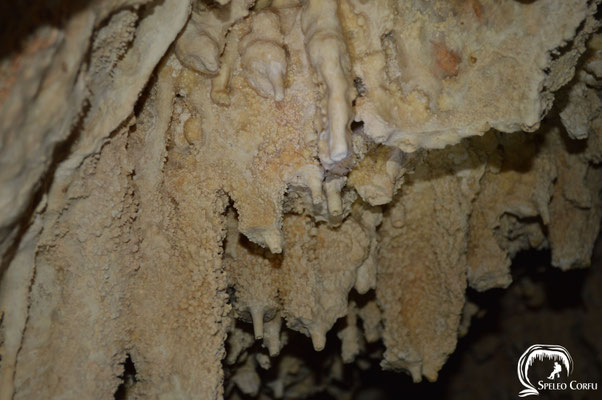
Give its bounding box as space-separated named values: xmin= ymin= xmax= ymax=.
xmin=0 ymin=1 xmax=601 ymax=399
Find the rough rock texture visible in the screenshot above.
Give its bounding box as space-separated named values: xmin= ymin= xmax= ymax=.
xmin=441 ymin=241 xmax=602 ymax=400
xmin=0 ymin=1 xmax=601 ymax=399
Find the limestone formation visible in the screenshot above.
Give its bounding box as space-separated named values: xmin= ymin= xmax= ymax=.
xmin=0 ymin=0 xmax=601 ymax=399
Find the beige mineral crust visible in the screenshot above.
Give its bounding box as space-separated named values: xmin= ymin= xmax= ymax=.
xmin=0 ymin=0 xmax=601 ymax=398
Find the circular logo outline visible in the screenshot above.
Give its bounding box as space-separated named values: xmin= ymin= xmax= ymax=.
xmin=517 ymin=344 xmax=573 ymax=397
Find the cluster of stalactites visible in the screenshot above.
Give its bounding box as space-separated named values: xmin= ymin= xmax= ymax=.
xmin=175 ymin=0 xmax=355 ymax=170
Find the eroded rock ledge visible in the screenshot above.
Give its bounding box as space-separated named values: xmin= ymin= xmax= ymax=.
xmin=0 ymin=1 xmax=601 ymax=399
